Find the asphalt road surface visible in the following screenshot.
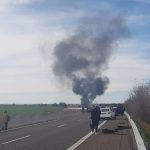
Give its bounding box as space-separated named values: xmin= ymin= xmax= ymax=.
xmin=76 ymin=115 xmax=138 ymax=150
xmin=0 ymin=111 xmax=94 ymax=150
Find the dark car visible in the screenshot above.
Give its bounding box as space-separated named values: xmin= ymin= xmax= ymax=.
xmin=116 ymin=105 xmax=125 ymax=116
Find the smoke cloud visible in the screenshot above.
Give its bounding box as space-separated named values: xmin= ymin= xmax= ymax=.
xmin=52 ymin=14 xmax=128 ymax=107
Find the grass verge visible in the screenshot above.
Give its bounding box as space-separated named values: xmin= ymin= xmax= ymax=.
xmin=138 ymin=120 xmax=150 ymax=148
xmin=0 ymin=104 xmax=63 ymax=117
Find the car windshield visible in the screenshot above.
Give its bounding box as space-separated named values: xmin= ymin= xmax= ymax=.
xmin=111 ymin=108 xmax=117 ymax=112
xmin=101 ymin=109 xmax=110 ymax=112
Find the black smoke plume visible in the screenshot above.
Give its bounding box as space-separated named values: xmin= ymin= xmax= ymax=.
xmin=52 ymin=14 xmax=128 ymax=107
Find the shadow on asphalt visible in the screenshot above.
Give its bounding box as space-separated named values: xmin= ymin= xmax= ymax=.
xmin=119 ymin=122 xmax=125 ymax=124
xmin=116 ymin=125 xmax=131 ymax=130
xmin=100 ymin=125 xmax=131 ymax=135
xmin=101 ymin=129 xmax=117 ymax=134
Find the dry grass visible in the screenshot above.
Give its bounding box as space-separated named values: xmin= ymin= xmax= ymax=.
xmin=140 ymin=121 xmax=150 ymax=135
xmin=138 ymin=121 xmax=150 ymax=145
xmin=125 ymin=82 xmax=150 ymax=147
xmin=125 ymin=82 xmax=150 ymax=123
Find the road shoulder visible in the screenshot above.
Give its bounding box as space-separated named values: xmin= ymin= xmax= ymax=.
xmin=76 ymin=115 xmax=138 ymax=150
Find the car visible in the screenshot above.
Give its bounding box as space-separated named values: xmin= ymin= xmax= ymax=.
xmin=111 ymin=106 xmax=117 ymax=116
xmin=116 ymin=104 xmax=125 ymax=116
xmin=100 ymin=107 xmax=116 ymax=120
xmin=86 ymin=104 xmax=95 ymax=112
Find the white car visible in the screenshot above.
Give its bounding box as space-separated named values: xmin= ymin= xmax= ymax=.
xmin=100 ymin=107 xmax=116 ymax=120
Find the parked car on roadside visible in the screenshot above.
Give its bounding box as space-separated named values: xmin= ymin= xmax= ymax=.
xmin=100 ymin=107 xmax=116 ymax=120
xmin=86 ymin=106 xmax=93 ymax=112
xmin=111 ymin=106 xmax=117 ymax=116
xmin=116 ymin=104 xmax=125 ymax=116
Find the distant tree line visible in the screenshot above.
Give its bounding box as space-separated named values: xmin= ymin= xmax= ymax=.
xmin=52 ymin=102 xmax=67 ymax=108
xmin=124 ymin=82 xmax=150 ymax=123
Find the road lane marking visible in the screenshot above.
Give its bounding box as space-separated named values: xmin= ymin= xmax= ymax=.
xmin=1 ymin=135 xmax=31 ymax=145
xmin=1 ymin=123 xmax=47 ymax=133
xmin=57 ymin=124 xmax=66 ymax=128
xmin=67 ymin=120 xmax=107 ymax=150
xmin=0 ymin=119 xmax=60 ymax=133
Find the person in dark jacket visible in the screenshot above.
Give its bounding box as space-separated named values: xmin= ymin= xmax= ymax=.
xmin=91 ymin=105 xmax=101 ymax=135
xmin=2 ymin=111 xmax=10 ymax=130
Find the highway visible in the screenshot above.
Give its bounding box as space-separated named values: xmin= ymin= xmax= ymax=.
xmin=0 ymin=111 xmax=94 ymax=150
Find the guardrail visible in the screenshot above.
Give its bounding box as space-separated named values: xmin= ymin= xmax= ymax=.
xmin=125 ymin=112 xmax=146 ymax=150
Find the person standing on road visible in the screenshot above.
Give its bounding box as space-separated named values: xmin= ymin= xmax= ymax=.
xmin=91 ymin=105 xmax=101 ymax=135
xmin=2 ymin=111 xmax=10 ymax=130
xmin=0 ymin=115 xmax=3 ymax=131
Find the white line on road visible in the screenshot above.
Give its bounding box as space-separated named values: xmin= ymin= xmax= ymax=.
xmin=67 ymin=120 xmax=107 ymax=150
xmin=0 ymin=119 xmax=60 ymax=133
xmin=1 ymin=135 xmax=31 ymax=145
xmin=0 ymin=123 xmax=45 ymax=133
xmin=57 ymin=124 xmax=66 ymax=128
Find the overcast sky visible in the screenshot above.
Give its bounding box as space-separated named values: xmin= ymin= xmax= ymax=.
xmin=0 ymin=0 xmax=150 ymax=104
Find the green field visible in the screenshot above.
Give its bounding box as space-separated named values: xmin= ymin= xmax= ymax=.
xmin=0 ymin=104 xmax=62 ymax=117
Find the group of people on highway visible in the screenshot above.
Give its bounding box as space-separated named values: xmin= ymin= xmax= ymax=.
xmin=89 ymin=104 xmax=125 ymax=134
xmin=0 ymin=111 xmax=10 ymax=131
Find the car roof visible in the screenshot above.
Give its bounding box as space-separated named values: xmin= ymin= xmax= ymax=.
xmin=101 ymin=107 xmax=110 ymax=110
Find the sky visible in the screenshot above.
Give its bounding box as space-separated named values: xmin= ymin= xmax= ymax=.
xmin=0 ymin=0 xmax=150 ymax=104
